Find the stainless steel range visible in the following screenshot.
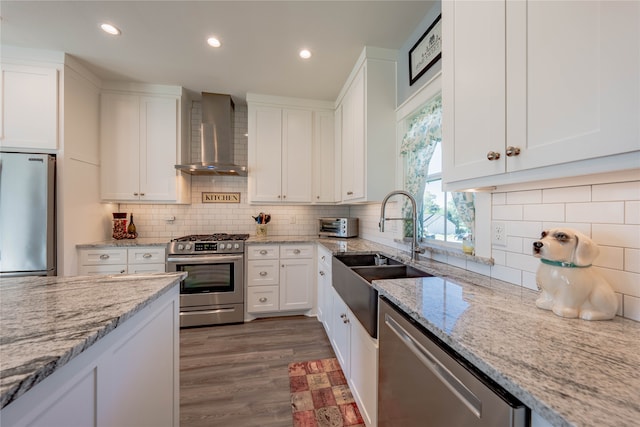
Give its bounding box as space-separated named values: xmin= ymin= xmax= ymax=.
xmin=166 ymin=233 xmax=249 ymax=327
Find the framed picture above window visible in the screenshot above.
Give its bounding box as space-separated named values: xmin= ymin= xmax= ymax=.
xmin=409 ymin=14 xmax=442 ymax=85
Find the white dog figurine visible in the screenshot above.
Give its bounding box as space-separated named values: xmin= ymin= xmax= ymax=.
xmin=533 ymin=228 xmax=618 ymax=320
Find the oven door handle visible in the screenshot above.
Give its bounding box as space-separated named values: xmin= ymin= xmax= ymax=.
xmin=167 ymin=254 xmax=244 ymax=264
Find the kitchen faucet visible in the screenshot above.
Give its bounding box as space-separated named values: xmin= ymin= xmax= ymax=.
xmin=379 ymin=190 xmax=425 ymax=261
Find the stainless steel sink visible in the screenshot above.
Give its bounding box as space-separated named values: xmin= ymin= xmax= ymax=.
xmin=334 ymin=253 xmax=402 ymax=267
xmin=332 ymin=255 xmax=432 ymax=338
xmin=351 ymin=265 xmax=432 ymax=283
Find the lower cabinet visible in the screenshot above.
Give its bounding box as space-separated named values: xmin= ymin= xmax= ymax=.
xmin=246 ymin=244 xmax=314 ymax=316
xmin=316 ymin=245 xmax=333 ymax=334
xmin=0 ymin=286 xmax=179 ymax=427
xmin=327 ymin=283 xmax=378 ymax=427
xmin=77 ymin=246 xmax=166 ymax=275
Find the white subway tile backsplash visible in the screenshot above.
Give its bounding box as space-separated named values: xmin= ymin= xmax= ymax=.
xmin=626 ymin=201 xmax=640 ymax=224
xmin=592 ymin=224 xmax=640 ymax=249
xmin=595 ymin=267 xmax=640 ymax=297
xmin=594 ymin=246 xmax=624 ymax=270
xmin=540 ymin=222 xmax=591 ymax=236
xmin=522 ymin=271 xmax=538 ymax=291
xmin=493 ymin=205 xmax=523 ymax=221
xmin=623 ymin=295 xmax=640 ymax=321
xmin=542 ymin=186 xmax=591 ymax=203
xmin=566 ymin=202 xmax=625 ymax=224
xmin=491 ymin=264 xmax=522 ymax=286
xmin=625 ymin=248 xmax=640 ymax=273
xmin=592 ymin=181 xmax=640 ymax=201
xmin=523 ymin=204 xmax=565 ymax=222
xmin=506 ymin=190 xmax=542 ymax=204
xmin=492 ymin=192 xmax=506 ymax=205
xmin=506 ymin=252 xmax=539 ymax=273
xmin=507 ymin=221 xmax=544 ymax=239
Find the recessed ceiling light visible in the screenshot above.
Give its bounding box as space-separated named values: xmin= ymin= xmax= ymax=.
xmin=207 ymin=37 xmax=221 ymax=48
xmin=100 ymin=23 xmax=121 ymax=36
xmin=299 ymin=49 xmax=312 ymax=59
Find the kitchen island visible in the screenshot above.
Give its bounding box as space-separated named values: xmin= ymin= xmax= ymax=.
xmin=0 ymin=272 xmax=185 ymax=426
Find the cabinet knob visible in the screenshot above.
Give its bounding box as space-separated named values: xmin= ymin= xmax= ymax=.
xmin=99 ymin=254 xmax=110 ymax=260
xmin=120 ymin=269 xmax=126 ymax=274
xmin=340 ymin=313 xmax=347 ymax=319
xmin=486 ymin=151 xmax=501 ymax=161
xmin=506 ymin=146 xmax=521 ymax=157
xmin=317 ymin=196 xmax=320 ymax=199
xmin=283 ymin=195 xmax=286 ymax=199
xmin=293 ymin=249 xmax=301 ymax=255
xmin=260 ymin=249 xmax=267 ymax=255
xmin=343 ymin=318 xmax=350 ymax=324
xmin=133 ymin=192 xmax=139 ymax=196
xmin=319 ymin=271 xmax=325 ymax=276
xmin=140 ymin=193 xmax=145 ymax=196
xmin=347 ymin=191 xmax=354 ymax=196
xmin=277 ymin=195 xmax=281 ymax=199
xmin=321 ymin=256 xmax=325 ymax=261
xmin=259 ymin=297 xmax=267 ymax=303
xmin=259 ymin=271 xmax=268 ymax=276
xmin=143 ymin=253 xmax=152 ymax=258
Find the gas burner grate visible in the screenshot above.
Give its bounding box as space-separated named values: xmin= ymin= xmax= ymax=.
xmin=172 ymin=233 xmax=250 ymax=242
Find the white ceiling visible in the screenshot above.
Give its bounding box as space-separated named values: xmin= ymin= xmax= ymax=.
xmin=1 ymin=1 xmax=436 ymax=103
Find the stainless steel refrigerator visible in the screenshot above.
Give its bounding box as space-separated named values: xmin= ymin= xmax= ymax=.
xmin=0 ymin=152 xmax=56 ymax=277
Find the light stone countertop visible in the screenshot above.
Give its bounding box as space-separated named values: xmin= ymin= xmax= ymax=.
xmin=0 ymin=272 xmax=186 ymax=409
xmin=76 ymin=237 xmax=170 ymax=248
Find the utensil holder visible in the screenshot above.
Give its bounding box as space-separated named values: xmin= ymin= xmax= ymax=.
xmin=256 ymin=224 xmax=268 ymax=237
xmin=112 ymin=213 xmax=128 ymax=239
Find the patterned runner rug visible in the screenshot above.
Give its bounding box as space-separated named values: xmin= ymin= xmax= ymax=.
xmin=288 ymin=358 xmax=365 ymax=427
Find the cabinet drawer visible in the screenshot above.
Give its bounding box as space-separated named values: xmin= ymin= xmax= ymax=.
xmin=280 ymin=244 xmax=313 ymax=259
xmin=247 ymin=286 xmax=280 ymax=313
xmin=247 ymin=260 xmax=279 ymax=286
xmin=128 ymin=264 xmax=166 ymax=274
xmin=247 ymin=245 xmax=279 ymax=260
xmin=128 ymin=247 xmax=166 ymax=264
xmin=79 ymin=249 xmax=127 ymax=265
xmin=78 ymin=264 xmax=127 ymax=275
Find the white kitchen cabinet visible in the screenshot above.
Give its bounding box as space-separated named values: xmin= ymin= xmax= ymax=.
xmin=312 ymin=110 xmax=337 ymax=203
xmin=327 ymin=283 xmax=377 ymax=426
xmin=247 ymin=94 xmax=335 ymax=204
xmin=442 ymin=0 xmax=640 ymax=188
xmin=77 ymin=246 xmax=166 ymax=275
xmin=0 ymin=63 xmax=58 ymax=151
xmin=100 ymin=84 xmax=190 ymax=203
xmin=336 ymin=47 xmax=397 ymax=203
xmin=316 ymin=245 xmax=333 ymax=333
xmin=1 ymin=286 xmax=179 ymax=427
xmin=245 ymin=243 xmax=314 ymax=315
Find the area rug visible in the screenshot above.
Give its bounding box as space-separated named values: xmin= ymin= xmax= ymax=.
xmin=289 ymin=358 xmax=365 ymax=427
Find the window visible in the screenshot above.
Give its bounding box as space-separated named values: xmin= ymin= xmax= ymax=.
xmin=400 ymin=94 xmax=475 ymax=252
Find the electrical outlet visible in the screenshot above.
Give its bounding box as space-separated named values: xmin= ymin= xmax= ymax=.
xmin=493 ymin=221 xmax=506 ymax=245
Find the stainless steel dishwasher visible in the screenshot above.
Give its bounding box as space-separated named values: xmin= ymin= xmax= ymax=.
xmin=378 ymin=298 xmax=528 ymax=427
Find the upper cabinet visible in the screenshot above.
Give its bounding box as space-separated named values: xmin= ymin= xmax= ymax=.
xmin=0 ymin=63 xmax=58 ymax=151
xmin=100 ymin=83 xmax=190 ymax=203
xmin=442 ymin=0 xmax=640 ymax=189
xmin=336 ymin=47 xmax=397 ymax=203
xmin=247 ymin=94 xmax=334 ymax=204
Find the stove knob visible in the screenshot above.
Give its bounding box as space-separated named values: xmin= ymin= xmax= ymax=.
xmin=177 ymin=244 xmax=184 ymax=251
xmin=185 ymin=244 xmax=192 ymax=250
xmin=234 ymin=243 xmax=240 ymax=249
xmin=219 ymin=243 xmax=226 ymax=250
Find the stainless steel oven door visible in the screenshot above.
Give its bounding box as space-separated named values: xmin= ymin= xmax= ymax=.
xmin=166 ymin=253 xmax=244 ymax=308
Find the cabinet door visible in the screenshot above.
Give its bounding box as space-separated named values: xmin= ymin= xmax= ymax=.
xmin=349 ymin=313 xmax=378 ymax=427
xmin=100 ymin=92 xmax=141 ymax=200
xmin=341 ymin=67 xmax=366 ymax=201
xmin=0 ymin=64 xmax=58 ymax=151
xmin=247 ymin=259 xmax=279 ymax=286
xmin=279 ymin=258 xmax=314 ymax=311
xmin=248 ymin=105 xmax=283 ymax=202
xmin=139 ymin=96 xmax=179 ymax=201
xmin=312 ymin=111 xmax=336 ymax=203
xmin=247 ymin=286 xmax=280 ymax=313
xmin=442 ymin=0 xmax=506 ymax=183
xmin=282 ymin=109 xmax=313 ymax=202
xmin=506 ymin=0 xmax=640 ymax=171
xmin=330 ymin=287 xmax=350 ymax=378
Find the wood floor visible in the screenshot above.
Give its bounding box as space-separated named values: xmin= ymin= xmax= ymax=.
xmin=180 ymin=316 xmax=335 ymax=427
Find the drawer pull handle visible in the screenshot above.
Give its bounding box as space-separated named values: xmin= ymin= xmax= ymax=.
xmin=486 ymin=151 xmax=501 ymax=161
xmin=259 ymin=297 xmax=267 ymax=303
xmin=319 ymin=271 xmax=325 ymax=276
xmin=143 ymin=253 xmax=152 ymax=258
xmin=260 ymin=249 xmax=268 ymax=255
xmin=347 ymin=191 xmax=353 ymax=195
xmin=259 ymin=271 xmax=268 ymax=276
xmin=120 ymin=269 xmax=126 ymax=274
xmin=321 ymin=255 xmax=325 ymax=261
xmin=506 ymin=146 xmax=521 ymax=157
xmin=99 ymin=254 xmax=110 ymax=260
xmin=293 ymin=249 xmax=301 ymax=255
xmin=343 ymin=318 xmax=350 ymax=324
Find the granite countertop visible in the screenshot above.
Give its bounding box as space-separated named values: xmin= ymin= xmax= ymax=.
xmin=76 ymin=237 xmax=170 ymax=248
xmin=315 ymin=238 xmax=640 ymax=427
xmin=0 ymin=272 xmax=186 ymax=409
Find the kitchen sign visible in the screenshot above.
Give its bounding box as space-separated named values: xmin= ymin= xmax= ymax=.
xmin=202 ymin=192 xmax=241 ymax=203
xmin=409 ymin=14 xmax=442 ymax=85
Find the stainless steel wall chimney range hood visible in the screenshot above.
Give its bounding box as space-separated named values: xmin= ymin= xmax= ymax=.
xmin=175 ymin=92 xmax=247 ymax=176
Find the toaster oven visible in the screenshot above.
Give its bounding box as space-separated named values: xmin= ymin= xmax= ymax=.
xmin=318 ymin=218 xmax=359 ymax=238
